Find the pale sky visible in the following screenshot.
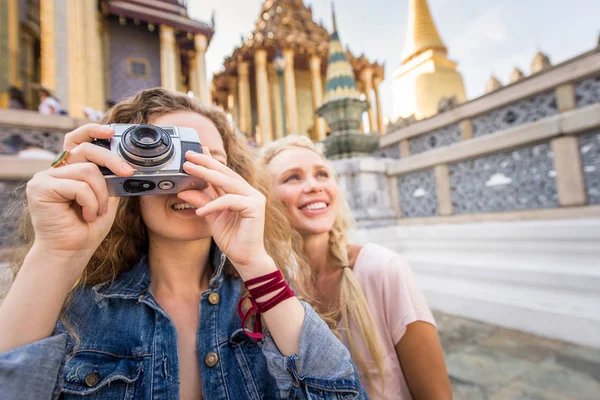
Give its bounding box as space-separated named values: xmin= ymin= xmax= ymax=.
xmin=188 ymin=0 xmax=600 ymax=120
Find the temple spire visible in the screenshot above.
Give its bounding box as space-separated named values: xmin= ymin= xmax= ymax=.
xmin=332 ymin=2 xmax=338 ymax=32
xmin=323 ymin=5 xmax=360 ymax=103
xmin=401 ymin=0 xmax=447 ymax=63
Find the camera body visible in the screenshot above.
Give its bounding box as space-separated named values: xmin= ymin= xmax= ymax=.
xmin=94 ymin=124 xmax=207 ymax=196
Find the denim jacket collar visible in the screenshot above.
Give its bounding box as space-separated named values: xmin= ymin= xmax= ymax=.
xmin=93 ymin=242 xmax=228 ymax=300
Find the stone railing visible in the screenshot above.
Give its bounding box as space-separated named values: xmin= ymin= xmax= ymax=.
xmin=0 ymin=110 xmax=86 ymax=253
xmin=386 ymin=103 xmax=600 ymax=222
xmin=377 ymin=48 xmax=600 ymax=222
xmin=380 ymin=48 xmax=600 ymax=159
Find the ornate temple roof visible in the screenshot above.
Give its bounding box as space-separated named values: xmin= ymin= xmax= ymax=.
xmin=323 ymin=7 xmax=361 ymax=103
xmin=401 ymin=0 xmax=447 ymax=63
xmin=101 ymin=0 xmax=214 ymax=39
xmin=213 ymin=0 xmax=383 ymax=81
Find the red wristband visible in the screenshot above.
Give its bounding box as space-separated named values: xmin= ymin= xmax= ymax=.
xmin=237 ymin=269 xmax=295 ymax=341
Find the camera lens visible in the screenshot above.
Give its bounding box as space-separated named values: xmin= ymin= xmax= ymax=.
xmin=131 ymin=127 xmax=161 ymax=148
xmin=119 ymin=125 xmax=174 ymax=167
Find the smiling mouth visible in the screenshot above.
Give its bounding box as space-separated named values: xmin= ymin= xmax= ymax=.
xmin=171 ymin=202 xmax=197 ymax=211
xmin=299 ymin=201 xmax=328 ymax=211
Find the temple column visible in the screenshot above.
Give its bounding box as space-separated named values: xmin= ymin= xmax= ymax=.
xmin=309 ymin=54 xmax=326 ymax=141
xmin=194 ymin=34 xmax=211 ymax=104
xmin=268 ymin=64 xmax=284 ymax=140
xmin=373 ymin=76 xmax=384 ymax=133
xmin=226 ymin=76 xmax=239 ymax=127
xmin=66 ymin=0 xmax=86 ymax=117
xmin=8 ymin=0 xmax=19 ymax=86
xmin=237 ymin=62 xmax=252 ymax=135
xmin=361 ymin=67 xmax=377 ymax=132
xmin=188 ymin=51 xmax=198 ymax=96
xmin=254 ymin=49 xmax=272 ymax=144
xmin=40 ymin=0 xmax=57 ymax=93
xmin=83 ymin=1 xmax=104 ymax=111
xmin=160 ymin=25 xmax=177 ymax=91
xmin=283 ymin=49 xmax=299 ymax=135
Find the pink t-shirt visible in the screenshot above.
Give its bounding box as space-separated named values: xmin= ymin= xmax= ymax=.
xmin=338 ymin=243 xmax=436 ymax=400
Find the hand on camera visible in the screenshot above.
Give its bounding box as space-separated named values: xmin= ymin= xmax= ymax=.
xmin=177 ymin=149 xmax=275 ymax=278
xmin=26 ymin=124 xmax=135 ymax=259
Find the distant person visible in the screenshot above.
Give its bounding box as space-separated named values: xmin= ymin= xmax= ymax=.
xmin=38 ymin=87 xmax=65 ymax=116
xmin=105 ymin=99 xmax=116 ymax=111
xmin=7 ymin=86 xmax=26 ymax=110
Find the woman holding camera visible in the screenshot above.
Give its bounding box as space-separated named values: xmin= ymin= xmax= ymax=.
xmin=260 ymin=136 xmax=452 ymax=400
xmin=0 ymin=89 xmax=366 ymax=399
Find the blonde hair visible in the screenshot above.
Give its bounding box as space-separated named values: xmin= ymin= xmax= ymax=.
xmin=8 ymin=88 xmax=313 ymax=335
xmin=259 ymin=135 xmax=385 ymax=387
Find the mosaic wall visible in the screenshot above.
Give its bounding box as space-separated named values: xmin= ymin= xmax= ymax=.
xmin=0 ymin=124 xmax=65 ymax=155
xmin=0 ymin=180 xmax=25 ymax=247
xmin=373 ymin=143 xmax=400 ymax=159
xmin=397 ymin=169 xmax=438 ymax=218
xmin=109 ymin=18 xmax=161 ymax=102
xmin=575 ymin=75 xmax=600 ymax=109
xmin=449 ymin=142 xmax=559 ymax=214
xmin=472 ymin=91 xmax=558 ymax=138
xmin=409 ymin=123 xmax=462 ymax=155
xmin=579 ymin=130 xmax=600 ymax=205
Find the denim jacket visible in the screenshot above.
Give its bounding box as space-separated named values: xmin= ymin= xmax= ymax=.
xmin=0 ymin=246 xmax=367 ymax=399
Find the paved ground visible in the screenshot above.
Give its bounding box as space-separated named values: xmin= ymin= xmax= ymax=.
xmin=434 ymin=310 xmax=600 ymax=400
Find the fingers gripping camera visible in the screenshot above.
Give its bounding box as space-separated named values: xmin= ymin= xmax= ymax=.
xmin=93 ymin=124 xmax=207 ymax=196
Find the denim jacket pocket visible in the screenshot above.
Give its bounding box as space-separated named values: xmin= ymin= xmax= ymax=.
xmin=61 ymin=350 xmax=143 ymax=400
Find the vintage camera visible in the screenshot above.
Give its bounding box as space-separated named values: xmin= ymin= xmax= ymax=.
xmin=93 ymin=124 xmax=207 ymax=196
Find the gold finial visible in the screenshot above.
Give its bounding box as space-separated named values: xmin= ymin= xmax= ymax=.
xmin=401 ymin=0 xmax=447 ymax=63
xmin=332 ymin=2 xmax=338 ymax=32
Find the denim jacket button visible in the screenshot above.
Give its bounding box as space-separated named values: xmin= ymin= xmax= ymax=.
xmin=84 ymin=372 xmax=100 ymax=387
xmin=208 ymin=292 xmax=220 ymax=305
xmin=204 ymin=352 xmax=219 ymax=367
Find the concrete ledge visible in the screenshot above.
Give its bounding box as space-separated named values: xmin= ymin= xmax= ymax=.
xmin=0 ymin=109 xmax=87 ymax=131
xmin=0 ymin=156 xmax=52 ymax=179
xmin=387 ymin=103 xmax=600 ymax=175
xmin=381 ymin=51 xmax=600 ymax=146
xmin=394 ymin=205 xmax=600 ymax=225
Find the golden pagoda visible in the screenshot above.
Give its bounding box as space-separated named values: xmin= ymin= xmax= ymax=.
xmin=211 ymin=0 xmax=384 ymax=144
xmin=392 ymin=0 xmax=466 ymax=121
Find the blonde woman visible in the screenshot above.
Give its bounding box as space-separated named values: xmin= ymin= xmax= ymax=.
xmin=260 ymin=135 xmax=452 ymax=400
xmin=0 ymin=89 xmax=367 ymax=399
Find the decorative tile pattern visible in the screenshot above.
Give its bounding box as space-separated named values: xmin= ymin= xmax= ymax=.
xmin=0 ymin=180 xmax=26 ymax=247
xmin=409 ymin=123 xmax=462 ymax=154
xmin=0 ymin=125 xmax=65 ymax=155
xmin=472 ymin=91 xmax=558 ymax=137
xmin=579 ymin=131 xmax=600 ymax=205
xmin=109 ymin=19 xmax=162 ymax=102
xmin=575 ymin=75 xmax=600 ymax=109
xmin=449 ymin=142 xmax=559 ymax=214
xmin=397 ymin=169 xmax=439 ymax=218
xmin=373 ymin=143 xmax=400 ymax=159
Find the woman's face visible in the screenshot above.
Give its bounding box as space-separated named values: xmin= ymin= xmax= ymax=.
xmin=139 ymin=111 xmax=227 ymax=242
xmin=267 ymin=147 xmax=339 ymax=237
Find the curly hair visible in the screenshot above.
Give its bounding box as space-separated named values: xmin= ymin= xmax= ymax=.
xmin=259 ymin=135 xmax=385 ymax=387
xmin=9 ymin=88 xmax=313 ymax=327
